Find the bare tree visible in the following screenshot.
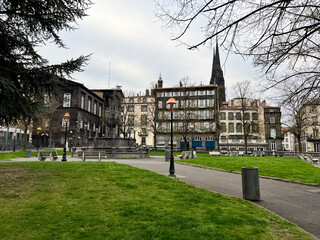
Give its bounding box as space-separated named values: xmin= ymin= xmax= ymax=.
xmin=233 ymin=80 xmax=255 ymax=153
xmin=156 ymin=1 xmax=320 ymax=101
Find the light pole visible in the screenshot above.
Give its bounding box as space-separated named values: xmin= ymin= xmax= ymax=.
xmin=62 ymin=112 xmax=70 ymax=161
xmin=226 ymin=132 xmax=229 ymax=154
xmin=167 ymin=96 xmax=176 ymax=177
xmin=37 ymin=127 xmax=42 ymax=151
xmin=13 ymin=126 xmax=17 ymax=152
xmin=190 ymin=124 xmax=194 ymax=158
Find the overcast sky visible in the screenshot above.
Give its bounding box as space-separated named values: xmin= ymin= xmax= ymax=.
xmin=39 ymin=0 xmax=257 ymax=99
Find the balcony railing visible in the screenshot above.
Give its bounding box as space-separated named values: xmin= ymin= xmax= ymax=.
xmin=219 ymin=139 xmax=266 ymax=144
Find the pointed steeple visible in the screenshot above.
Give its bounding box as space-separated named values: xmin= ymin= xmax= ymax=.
xmin=157 ymin=73 xmax=163 ymax=88
xmin=210 ymin=41 xmax=224 ymax=86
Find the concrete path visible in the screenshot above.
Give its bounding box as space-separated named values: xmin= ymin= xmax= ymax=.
xmin=2 ymin=156 xmax=320 ymax=239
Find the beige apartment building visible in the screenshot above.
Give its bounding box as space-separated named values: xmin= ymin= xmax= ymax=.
xmin=123 ymin=90 xmax=155 ymax=148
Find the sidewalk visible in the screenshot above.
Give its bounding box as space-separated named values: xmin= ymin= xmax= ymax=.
xmin=2 ymin=155 xmax=320 ymax=239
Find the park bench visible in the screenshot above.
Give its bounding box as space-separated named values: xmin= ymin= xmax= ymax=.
xmin=38 ymin=150 xmax=59 ymax=161
xmin=253 ymin=151 xmax=264 ymax=157
xmin=78 ymin=151 xmax=107 ymax=161
xmin=209 ymin=151 xmax=221 ymax=157
xmin=306 ymin=154 xmax=319 ymax=163
xmin=178 ymin=150 xmax=197 ymax=159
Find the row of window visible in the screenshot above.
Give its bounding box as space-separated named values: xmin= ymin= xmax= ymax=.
xmin=128 ymin=97 xmax=148 ymax=103
xmin=127 ymin=105 xmax=148 ymax=112
xmin=158 ymin=110 xmax=214 ymax=120
xmin=220 ymin=122 xmax=259 ymax=133
xmin=157 ymin=89 xmax=215 ymax=98
xmin=157 ymin=121 xmax=216 ymax=132
xmin=80 ymin=94 xmax=103 ymax=116
xmin=220 ymin=112 xmax=259 ymax=121
xmin=158 ymin=99 xmax=214 ymax=109
xmin=62 ymin=93 xmax=102 ymax=117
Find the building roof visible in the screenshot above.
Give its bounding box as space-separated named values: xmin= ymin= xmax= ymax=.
xmin=154 ymin=84 xmax=217 ymax=91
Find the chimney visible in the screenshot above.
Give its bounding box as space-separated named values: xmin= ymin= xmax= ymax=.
xmin=146 ymin=89 xmax=149 ymax=96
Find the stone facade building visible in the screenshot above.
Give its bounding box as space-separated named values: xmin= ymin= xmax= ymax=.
xmin=33 ymin=79 xmax=123 ymax=148
xmin=301 ymin=99 xmax=320 ymax=152
xmin=123 ymin=90 xmax=155 ymax=148
xmin=152 ymin=42 xmax=226 ymax=151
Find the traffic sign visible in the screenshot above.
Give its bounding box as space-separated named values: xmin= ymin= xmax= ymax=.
xmin=12 ymin=132 xmax=17 ymax=138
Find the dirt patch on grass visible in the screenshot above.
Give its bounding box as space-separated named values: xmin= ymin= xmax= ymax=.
xmin=0 ymin=166 xmax=35 ymax=181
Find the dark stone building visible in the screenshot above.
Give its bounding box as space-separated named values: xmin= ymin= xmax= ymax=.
xmin=33 ymin=79 xmax=124 ymax=149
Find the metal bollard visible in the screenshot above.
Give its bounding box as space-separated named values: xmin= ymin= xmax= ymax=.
xmin=26 ymin=149 xmax=31 ymax=158
xmin=242 ymin=167 xmax=260 ymax=201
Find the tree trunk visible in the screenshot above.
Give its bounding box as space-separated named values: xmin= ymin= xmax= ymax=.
xmin=297 ymin=137 xmax=302 ymax=153
xmin=153 ymin=132 xmax=157 ymax=151
xmin=23 ymin=124 xmax=28 ymax=150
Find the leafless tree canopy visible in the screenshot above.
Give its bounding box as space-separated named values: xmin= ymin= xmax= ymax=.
xmin=155 ymin=0 xmax=320 ymax=101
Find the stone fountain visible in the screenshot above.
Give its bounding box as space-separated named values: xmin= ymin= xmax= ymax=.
xmin=83 ymin=110 xmax=148 ymax=159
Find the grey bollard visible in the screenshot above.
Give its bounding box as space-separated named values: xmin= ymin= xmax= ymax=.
xmin=165 ymin=150 xmax=170 ymax=162
xmin=26 ymin=149 xmax=31 ymax=158
xmin=242 ymin=167 xmax=260 ymax=201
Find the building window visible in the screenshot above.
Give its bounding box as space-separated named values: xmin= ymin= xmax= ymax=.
xmin=244 ymin=112 xmax=250 ymax=120
xmin=252 ymin=123 xmax=258 ymax=133
xmin=190 ymin=91 xmax=196 ymax=96
xmin=221 ymin=123 xmax=226 ymax=132
xmin=88 ymin=98 xmax=92 ymax=112
xmin=312 ymin=116 xmax=318 ymax=124
xmin=198 ymin=90 xmax=205 ymax=96
xmin=99 ymin=105 xmax=102 ymax=117
xmin=198 ymin=99 xmax=206 ymax=108
xmin=252 ymin=113 xmax=258 ymax=120
xmin=143 ymin=98 xmax=147 ymax=103
xmin=158 ymin=101 xmax=163 ymax=109
xmin=129 ymin=98 xmax=134 ymax=103
xmin=80 ymin=120 xmax=83 ymax=129
xmin=128 ymin=115 xmax=135 ymax=126
xmin=228 ymin=112 xmax=234 ymax=120
xmin=173 ymin=92 xmax=179 ymax=97
xmin=141 ymin=105 xmax=148 ymax=112
xmin=128 ymin=105 xmax=134 ymax=112
xmin=63 ymin=93 xmax=71 ymax=107
xmin=228 ymin=123 xmax=234 ymax=133
xmin=207 ymin=90 xmax=214 ymax=95
xmin=235 ymin=112 xmax=241 ymax=120
xmin=93 ymin=123 xmax=96 ymax=132
xmin=270 ymin=116 xmax=275 ymax=123
xmin=138 ymin=98 xmax=141 ymax=103
xmin=220 ymin=112 xmax=226 ymax=120
xmin=270 ymin=128 xmax=276 ymax=138
xmin=81 ymin=94 xmax=85 ymax=109
xmin=165 ymin=92 xmax=171 ymax=97
xmin=313 ymin=129 xmax=319 ymax=138
xmin=141 ymin=115 xmax=147 ymax=125
xmin=207 ymin=99 xmax=214 ymax=107
xmin=94 ymin=101 xmax=97 ymax=115
xmin=236 ymin=123 xmax=242 ymax=133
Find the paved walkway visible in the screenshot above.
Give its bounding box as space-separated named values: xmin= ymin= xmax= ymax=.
xmin=2 ymin=156 xmax=320 ymax=239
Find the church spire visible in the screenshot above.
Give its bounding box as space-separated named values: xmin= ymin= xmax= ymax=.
xmin=210 ymin=41 xmax=224 ymax=86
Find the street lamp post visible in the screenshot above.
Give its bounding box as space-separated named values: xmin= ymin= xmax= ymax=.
xmin=167 ymin=96 xmax=176 ymax=177
xmin=62 ymin=112 xmax=70 ymax=161
xmin=226 ymin=132 xmax=229 ymax=154
xmin=190 ymin=124 xmax=194 ymax=158
xmin=37 ymin=127 xmax=42 ymax=151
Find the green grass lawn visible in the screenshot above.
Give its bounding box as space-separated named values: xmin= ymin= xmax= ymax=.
xmin=0 ymin=150 xmax=71 ymax=160
xmin=0 ymin=162 xmax=312 ymax=239
xmin=178 ymin=153 xmax=320 ymax=185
